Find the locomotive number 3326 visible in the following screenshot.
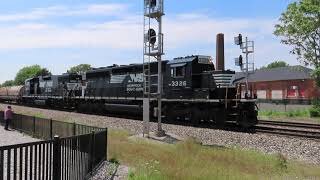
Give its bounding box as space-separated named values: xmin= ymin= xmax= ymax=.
xmin=170 ymin=81 xmax=187 ymax=87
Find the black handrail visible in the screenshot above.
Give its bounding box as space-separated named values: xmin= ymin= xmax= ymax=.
xmin=0 ymin=112 xmax=107 ymax=180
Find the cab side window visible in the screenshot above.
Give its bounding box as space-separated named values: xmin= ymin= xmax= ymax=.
xmin=171 ymin=66 xmax=186 ymax=78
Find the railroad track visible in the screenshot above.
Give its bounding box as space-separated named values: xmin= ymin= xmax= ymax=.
xmin=259 ymin=120 xmax=320 ymax=129
xmin=256 ymin=120 xmax=320 ymax=140
xmin=3 ymin=102 xmax=320 ymax=140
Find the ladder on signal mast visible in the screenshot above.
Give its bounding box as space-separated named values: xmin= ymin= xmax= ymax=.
xmin=143 ymin=0 xmax=164 ymax=97
xmin=143 ymin=0 xmax=165 ymax=137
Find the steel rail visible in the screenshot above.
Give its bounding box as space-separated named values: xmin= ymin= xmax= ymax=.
xmin=259 ymin=120 xmax=320 ymax=129
xmin=255 ymin=124 xmax=320 ymax=140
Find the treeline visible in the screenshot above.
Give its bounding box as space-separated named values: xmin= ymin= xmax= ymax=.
xmin=0 ymin=64 xmax=92 ymax=87
xmin=0 ymin=61 xmax=293 ymax=87
xmin=259 ymin=61 xmax=289 ymax=70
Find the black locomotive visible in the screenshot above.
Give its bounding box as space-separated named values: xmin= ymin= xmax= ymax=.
xmin=0 ymin=55 xmax=258 ymax=128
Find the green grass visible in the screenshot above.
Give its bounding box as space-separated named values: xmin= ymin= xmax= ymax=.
xmin=258 ymin=109 xmax=311 ymax=118
xmin=108 ymin=130 xmax=320 ymax=180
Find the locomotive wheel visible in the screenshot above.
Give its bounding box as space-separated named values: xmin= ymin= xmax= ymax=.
xmin=215 ymin=109 xmax=226 ymax=127
xmin=77 ymin=103 xmax=86 ymax=113
xmin=191 ymin=108 xmax=200 ymax=126
xmin=85 ymin=103 xmax=93 ymax=113
xmin=164 ymin=106 xmax=173 ymax=122
xmin=238 ymin=110 xmax=258 ymax=129
xmin=238 ymin=111 xmax=252 ymax=129
xmin=184 ymin=110 xmax=193 ymax=122
xmin=94 ymin=103 xmax=105 ymax=114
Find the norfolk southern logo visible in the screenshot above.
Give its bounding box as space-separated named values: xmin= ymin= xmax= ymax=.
xmin=110 ymin=74 xmax=144 ymax=84
xmin=127 ymin=73 xmax=143 ymax=92
xmin=128 ymin=74 xmax=143 ymax=83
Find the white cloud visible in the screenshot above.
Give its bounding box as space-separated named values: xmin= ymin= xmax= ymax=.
xmin=0 ymin=21 xmax=141 ymax=50
xmin=0 ymin=6 xmax=300 ymax=84
xmin=0 ymin=4 xmax=129 ymax=22
xmin=0 ymin=14 xmax=277 ymax=50
xmin=86 ymin=4 xmax=129 ymax=15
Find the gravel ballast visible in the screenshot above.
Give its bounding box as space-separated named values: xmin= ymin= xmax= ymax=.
xmin=89 ymin=162 xmax=129 ymax=180
xmin=1 ymin=103 xmax=320 ymax=165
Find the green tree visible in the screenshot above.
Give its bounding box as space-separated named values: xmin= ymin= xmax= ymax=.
xmin=67 ymin=64 xmax=92 ymax=74
xmin=274 ymin=0 xmax=320 ymax=67
xmin=312 ymin=68 xmax=320 ymax=87
xmin=37 ymin=68 xmax=52 ymax=77
xmin=14 ymin=65 xmax=51 ymax=85
xmin=260 ymin=61 xmax=289 ymax=69
xmin=0 ymin=80 xmax=15 ymax=87
xmin=275 ymin=0 xmax=320 ymax=116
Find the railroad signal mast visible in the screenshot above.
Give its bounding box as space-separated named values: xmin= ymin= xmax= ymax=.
xmin=143 ymin=0 xmax=165 ymax=137
xmin=234 ymin=34 xmax=255 ymax=98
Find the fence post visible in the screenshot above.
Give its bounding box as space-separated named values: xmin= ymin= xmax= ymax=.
xmin=19 ymin=114 xmax=23 ymax=132
xmin=53 ymin=135 xmax=61 ymax=180
xmin=50 ymin=119 xmax=53 ymax=140
xmin=105 ymin=128 xmax=108 ymax=161
xmin=89 ymin=131 xmax=95 ymax=174
xmin=33 ymin=116 xmax=36 ymax=136
xmin=73 ymin=122 xmax=76 ymax=136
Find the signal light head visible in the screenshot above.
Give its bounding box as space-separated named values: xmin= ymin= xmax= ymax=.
xmin=146 ymin=28 xmax=157 ymax=45
xmin=238 ymin=34 xmax=242 ymax=44
xmin=146 ymin=0 xmax=157 ymax=8
xmin=234 ymin=34 xmax=243 ymax=45
xmin=239 ymin=55 xmax=243 ymax=66
xmin=235 ymin=55 xmax=243 ymax=67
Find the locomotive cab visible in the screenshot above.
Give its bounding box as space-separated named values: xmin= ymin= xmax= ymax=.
xmin=38 ymin=76 xmax=59 ymax=96
xmin=165 ymin=55 xmax=215 ymax=99
xmin=25 ymin=77 xmax=40 ymax=95
xmin=58 ymin=73 xmax=83 ymax=97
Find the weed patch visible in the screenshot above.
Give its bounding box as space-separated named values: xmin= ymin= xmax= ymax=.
xmin=108 ymin=129 xmax=320 ymax=180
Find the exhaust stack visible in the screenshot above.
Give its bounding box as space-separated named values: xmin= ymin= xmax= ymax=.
xmin=216 ymin=33 xmax=225 ymax=71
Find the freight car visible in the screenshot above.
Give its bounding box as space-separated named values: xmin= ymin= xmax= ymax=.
xmin=0 ymin=86 xmax=24 ymax=103
xmin=0 ymin=55 xmax=258 ymax=128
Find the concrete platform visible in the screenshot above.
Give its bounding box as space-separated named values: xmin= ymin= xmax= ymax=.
xmin=129 ymin=132 xmax=184 ymax=144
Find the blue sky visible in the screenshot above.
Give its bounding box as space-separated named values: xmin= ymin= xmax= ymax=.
xmin=0 ymin=0 xmax=297 ymax=83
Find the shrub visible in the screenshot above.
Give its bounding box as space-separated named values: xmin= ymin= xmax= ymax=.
xmin=276 ymin=153 xmax=288 ymax=171
xmin=110 ymin=157 xmax=120 ymax=165
xmin=312 ymin=99 xmax=320 ymax=108
xmin=310 ymin=107 xmax=320 ymax=117
xmin=310 ymin=99 xmax=320 ymax=117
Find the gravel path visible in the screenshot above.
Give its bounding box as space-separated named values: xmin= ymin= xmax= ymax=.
xmin=89 ymin=162 xmax=129 ymax=180
xmin=0 ymin=124 xmax=40 ymax=179
xmin=1 ymin=104 xmax=320 ymax=165
xmin=0 ymin=125 xmax=39 ymax=146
